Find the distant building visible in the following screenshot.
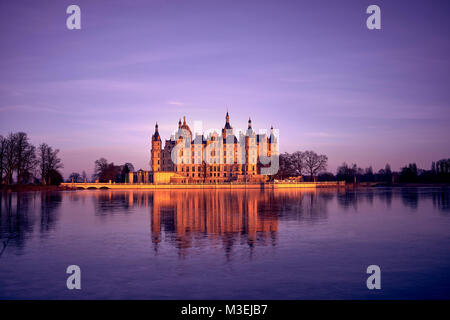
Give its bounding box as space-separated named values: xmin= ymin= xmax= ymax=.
xmin=149 ymin=112 xmax=277 ymax=184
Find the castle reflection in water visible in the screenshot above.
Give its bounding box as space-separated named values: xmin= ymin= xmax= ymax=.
xmin=149 ymin=190 xmax=280 ymax=255
xmin=1 ymin=188 xmax=449 ymax=259
xmin=76 ymin=189 xmax=337 ymax=257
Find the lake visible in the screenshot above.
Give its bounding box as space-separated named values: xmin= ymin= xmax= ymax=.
xmin=0 ymin=187 xmax=449 ymax=299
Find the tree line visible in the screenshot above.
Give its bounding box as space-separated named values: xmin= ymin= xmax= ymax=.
xmin=0 ymin=132 xmax=63 ymax=185
xmin=274 ymin=151 xmax=449 ymax=184
xmin=68 ymin=158 xmax=134 ymax=183
xmin=274 ymin=150 xmax=328 ymax=181
xmin=331 ymin=160 xmax=450 ymax=183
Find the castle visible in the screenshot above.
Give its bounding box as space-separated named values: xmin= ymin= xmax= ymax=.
xmin=145 ymin=112 xmax=278 ymax=184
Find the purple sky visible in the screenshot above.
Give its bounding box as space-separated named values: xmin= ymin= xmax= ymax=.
xmin=1 ymin=0 xmax=449 ymax=178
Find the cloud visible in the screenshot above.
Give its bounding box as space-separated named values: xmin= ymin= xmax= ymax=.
xmin=305 ymin=132 xmax=335 ymax=138
xmin=167 ymin=101 xmax=185 ymax=106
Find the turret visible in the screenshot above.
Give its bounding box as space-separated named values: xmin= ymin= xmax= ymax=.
xmin=222 ymin=111 xmax=233 ymax=139
xmin=151 ymin=122 xmax=162 ymax=172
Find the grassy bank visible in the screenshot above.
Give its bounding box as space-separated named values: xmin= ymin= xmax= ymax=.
xmin=0 ymin=185 xmax=74 ymax=192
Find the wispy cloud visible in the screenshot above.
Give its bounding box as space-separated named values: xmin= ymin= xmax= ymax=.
xmin=167 ymin=101 xmax=185 ymax=106
xmin=305 ymin=132 xmax=335 ymax=138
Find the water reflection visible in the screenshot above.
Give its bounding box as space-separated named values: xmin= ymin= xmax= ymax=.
xmin=150 ymin=190 xmax=280 ymax=258
xmin=0 ymin=192 xmax=62 ymax=256
xmin=1 ymin=187 xmax=449 ymax=259
xmin=401 ymin=188 xmax=420 ymax=209
xmin=432 ymin=188 xmax=450 ymax=213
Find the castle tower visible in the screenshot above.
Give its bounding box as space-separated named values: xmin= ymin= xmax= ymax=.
xmin=268 ymin=125 xmax=278 ymax=158
xmin=151 ymin=122 xmax=162 ymax=172
xmin=222 ymin=111 xmax=233 ymax=139
xmin=245 ymin=117 xmax=256 ymax=175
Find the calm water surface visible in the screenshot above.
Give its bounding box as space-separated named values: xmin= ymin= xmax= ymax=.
xmin=0 ymin=187 xmax=449 ymax=299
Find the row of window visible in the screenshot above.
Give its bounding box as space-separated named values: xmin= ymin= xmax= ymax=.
xmin=177 ymin=165 xmax=256 ymax=172
xmin=184 ymin=171 xmax=258 ymax=178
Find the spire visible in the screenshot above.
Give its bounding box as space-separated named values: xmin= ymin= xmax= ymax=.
xmin=248 ymin=117 xmax=252 ymax=129
xmin=152 ymin=121 xmax=161 ymax=141
xmin=183 ymin=116 xmax=186 ymax=125
xmin=224 ymin=111 xmax=232 ymax=130
xmin=269 ymin=125 xmax=275 ymax=143
xmin=178 ymin=118 xmax=181 ymax=128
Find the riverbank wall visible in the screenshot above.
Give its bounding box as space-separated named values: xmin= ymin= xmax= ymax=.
xmin=60 ymin=181 xmax=345 ymax=190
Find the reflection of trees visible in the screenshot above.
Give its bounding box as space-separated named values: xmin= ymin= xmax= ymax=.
xmin=0 ymin=192 xmax=61 ymax=256
xmin=336 ymin=188 xmax=394 ymax=210
xmin=0 ymin=192 xmax=35 ymax=252
xmin=92 ymin=191 xmax=134 ymax=216
xmin=432 ymin=188 xmax=449 ymax=212
xmin=377 ymin=188 xmax=393 ymax=208
xmin=40 ymin=192 xmax=62 ymax=234
xmin=337 ymin=190 xmax=358 ymax=210
xmin=401 ymin=188 xmax=419 ymax=209
xmin=274 ymin=190 xmax=333 ymax=222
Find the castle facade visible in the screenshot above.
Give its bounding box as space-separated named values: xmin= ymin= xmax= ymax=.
xmin=150 ymin=112 xmax=277 ymax=184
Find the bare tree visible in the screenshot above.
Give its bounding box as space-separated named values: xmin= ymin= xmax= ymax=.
xmin=3 ymin=133 xmax=18 ymax=184
xmin=38 ymin=143 xmax=48 ymax=184
xmin=0 ymin=135 xmax=6 ymax=184
xmin=291 ymin=151 xmax=306 ymax=176
xmin=81 ymin=170 xmax=87 ymax=182
xmin=304 ymin=150 xmax=328 ymax=181
xmin=15 ymin=132 xmax=37 ymax=184
xmin=38 ymin=143 xmax=63 ymax=185
xmin=93 ymin=158 xmax=109 ymax=181
xmin=69 ymin=172 xmax=81 ymax=183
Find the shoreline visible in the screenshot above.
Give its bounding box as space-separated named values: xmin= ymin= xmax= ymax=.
xmin=0 ymin=185 xmax=74 ymax=192
xmin=1 ymin=182 xmax=449 ymax=192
